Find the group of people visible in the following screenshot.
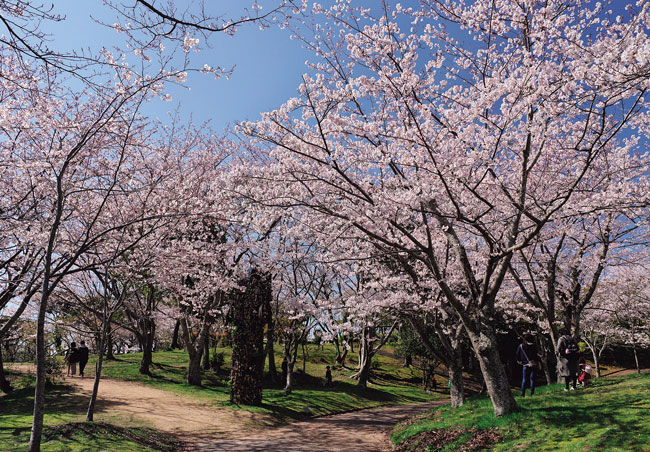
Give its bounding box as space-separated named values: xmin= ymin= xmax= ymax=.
xmin=64 ymin=340 xmax=90 ymax=378
xmin=515 ymin=329 xmax=591 ymax=397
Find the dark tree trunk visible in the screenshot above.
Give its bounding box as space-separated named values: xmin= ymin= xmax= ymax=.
xmin=266 ymin=325 xmax=277 ymax=382
xmin=403 ymin=354 xmax=412 ymax=368
xmin=230 ymin=272 xmax=270 ymax=405
xmin=0 ymin=342 xmax=12 ymax=393
xmin=171 ymin=319 xmax=181 ymax=349
xmin=138 ymin=318 xmax=155 ymax=375
xmin=87 ymin=318 xmax=111 ymax=421
xmin=105 ymin=333 xmax=116 ymax=360
xmin=187 ymin=352 xmax=203 ymax=385
xmin=448 ymin=352 xmax=465 ymax=408
xmin=202 ymin=335 xmax=210 ymax=371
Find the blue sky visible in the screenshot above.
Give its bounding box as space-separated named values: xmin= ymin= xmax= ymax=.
xmin=44 ymin=1 xmax=313 ymax=132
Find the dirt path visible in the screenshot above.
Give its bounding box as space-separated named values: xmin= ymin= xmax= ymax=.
xmin=6 ymin=365 xmax=445 ymax=451
xmin=189 ymin=400 xmax=446 ymax=452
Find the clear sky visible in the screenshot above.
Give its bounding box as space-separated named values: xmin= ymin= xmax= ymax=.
xmin=44 ymin=0 xmax=314 ymax=132
xmin=41 ymin=0 xmax=633 ymax=134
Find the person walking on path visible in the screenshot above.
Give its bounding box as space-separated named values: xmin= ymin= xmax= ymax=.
xmin=557 ymin=329 xmax=580 ymax=391
xmin=516 ymin=334 xmax=540 ymax=396
xmin=77 ymin=340 xmax=90 ymax=378
xmin=65 ymin=342 xmax=79 ymax=377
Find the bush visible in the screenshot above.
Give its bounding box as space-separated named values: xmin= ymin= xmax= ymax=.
xmin=211 ymin=351 xmax=225 ymax=373
xmin=45 ymin=355 xmax=64 ymax=384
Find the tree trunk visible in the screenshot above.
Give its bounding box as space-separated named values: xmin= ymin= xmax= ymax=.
xmin=187 ymin=351 xmax=203 ymax=386
xmin=105 ymin=333 xmax=116 ymax=360
xmin=87 ymin=321 xmax=109 ymax=421
xmin=29 ymin=278 xmax=52 ymax=452
xmin=266 ymin=326 xmax=277 ymax=382
xmin=284 ymin=360 xmax=295 ymax=394
xmin=633 ymin=343 xmax=640 ymax=375
xmin=0 ymin=342 xmax=12 ymax=393
xmin=354 ymin=327 xmax=372 ymax=388
xmin=465 ymin=325 xmax=518 ymax=417
xmin=138 ymin=318 xmax=155 ymax=375
xmin=171 ymin=319 xmax=181 ymax=349
xmin=448 ymin=360 xmax=465 ymax=408
xmin=202 ymin=336 xmax=210 ymax=371
xmin=230 ymin=271 xmax=269 ymax=405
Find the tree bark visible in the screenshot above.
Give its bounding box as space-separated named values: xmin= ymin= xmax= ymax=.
xmin=266 ymin=325 xmax=277 ymax=382
xmin=105 ymin=332 xmax=116 ymax=360
xmin=465 ymin=324 xmax=518 ymax=417
xmin=87 ymin=321 xmax=109 ymax=421
xmin=171 ymin=319 xmax=181 ymax=349
xmin=187 ymin=351 xmax=203 ymax=385
xmin=355 ymin=327 xmax=372 ymax=388
xmin=448 ymin=360 xmax=465 ymax=408
xmin=138 ymin=318 xmax=155 ymax=375
xmin=202 ymin=335 xmax=210 ymax=371
xmin=230 ymin=271 xmax=269 ymax=405
xmin=0 ymin=342 xmax=12 ymax=393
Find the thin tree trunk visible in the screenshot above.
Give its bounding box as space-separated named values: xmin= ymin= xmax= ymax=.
xmin=266 ymin=326 xmax=277 ymax=382
xmin=633 ymin=343 xmax=640 ymax=375
xmin=171 ymin=319 xmax=181 ymax=349
xmin=87 ymin=323 xmax=108 ymax=421
xmin=284 ymin=360 xmax=295 ymax=393
xmin=202 ymin=335 xmax=210 ymax=371
xmin=0 ymin=342 xmax=12 ymax=393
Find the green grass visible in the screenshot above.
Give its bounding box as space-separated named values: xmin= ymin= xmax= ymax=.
xmin=95 ymin=344 xmax=444 ymax=422
xmin=0 ymin=370 xmax=178 ymax=452
xmin=391 ymin=373 xmax=650 ymax=451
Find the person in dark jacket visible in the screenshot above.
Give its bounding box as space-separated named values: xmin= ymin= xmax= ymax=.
xmin=65 ymin=342 xmax=78 ymax=377
xmin=516 ymin=334 xmax=540 ymax=396
xmin=77 ymin=340 xmax=90 ymax=378
xmin=324 ymin=366 xmax=333 ymax=387
xmin=557 ymin=329 xmax=580 ymax=391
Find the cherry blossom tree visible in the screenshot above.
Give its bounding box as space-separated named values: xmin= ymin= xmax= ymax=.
xmin=243 ymin=0 xmax=650 ymax=416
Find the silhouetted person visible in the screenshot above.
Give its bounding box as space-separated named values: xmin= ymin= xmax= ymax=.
xmin=65 ymin=342 xmax=79 ymax=377
xmin=77 ymin=340 xmax=89 ymax=378
xmin=325 ymin=365 xmax=333 ymax=387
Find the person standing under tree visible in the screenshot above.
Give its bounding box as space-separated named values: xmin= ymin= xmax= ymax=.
xmin=324 ymin=365 xmax=333 ymax=387
xmin=557 ymin=328 xmax=581 ymax=391
xmin=515 ymin=334 xmax=540 ymax=397
xmin=77 ymin=341 xmax=89 ymax=378
xmin=65 ymin=342 xmax=79 ymax=377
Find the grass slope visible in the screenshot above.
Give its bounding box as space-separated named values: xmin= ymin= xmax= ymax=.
xmin=0 ymin=370 xmax=178 ymax=452
xmin=96 ymin=345 xmax=443 ymax=421
xmin=391 ymin=373 xmax=650 ymax=452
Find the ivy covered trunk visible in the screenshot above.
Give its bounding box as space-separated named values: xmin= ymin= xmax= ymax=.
xmin=230 ymin=271 xmax=271 ymax=405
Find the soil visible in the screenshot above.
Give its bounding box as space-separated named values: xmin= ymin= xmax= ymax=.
xmin=8 ymin=363 xmax=447 ymax=451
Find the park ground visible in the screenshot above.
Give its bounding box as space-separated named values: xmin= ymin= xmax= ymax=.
xmin=1 ymin=347 xmax=649 ymax=451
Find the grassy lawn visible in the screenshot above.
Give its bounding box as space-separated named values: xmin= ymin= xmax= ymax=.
xmin=391 ymin=372 xmax=650 ymax=452
xmin=0 ymin=370 xmax=179 ymax=452
xmin=95 ymin=344 xmax=444 ymax=421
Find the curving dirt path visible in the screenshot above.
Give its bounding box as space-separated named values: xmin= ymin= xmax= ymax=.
xmin=189 ymin=400 xmax=446 ymax=452
xmin=8 ymin=364 xmax=446 ymax=451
